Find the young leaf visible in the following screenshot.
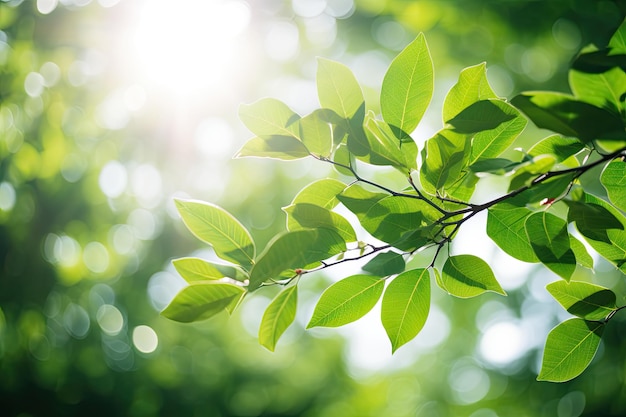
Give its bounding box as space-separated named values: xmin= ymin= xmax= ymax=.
xmin=524 ymin=212 xmax=577 ymax=281
xmin=487 ymin=204 xmax=538 ymax=263
xmin=381 ymin=268 xmax=430 ymax=353
xmin=307 ymin=275 xmax=385 ymax=328
xmin=546 ymin=281 xmax=617 ymax=321
xmin=290 ymin=178 xmax=346 ymax=209
xmin=511 ymin=92 xmax=625 ymax=142
xmin=362 ymin=251 xmax=406 ymax=276
xmin=442 ymin=62 xmax=497 ymax=121
xmin=440 ymin=254 xmax=506 ymax=298
xmin=283 ymin=203 xmax=357 ymax=242
xmin=362 ymin=113 xmax=418 ymax=170
xmin=249 ymin=229 xmax=346 ymax=291
xmin=173 ymin=257 xmax=248 ymax=282
xmin=235 ymin=136 xmax=310 ymax=160
xmin=239 ymin=98 xmax=300 ymax=138
xmin=537 ymin=318 xmax=604 ymax=382
xmin=175 ymin=199 xmax=255 ymax=271
xmin=601 ymin=160 xmax=626 ymax=212
xmin=316 ymin=57 xmax=364 ymax=119
xmin=161 ymin=282 xmax=245 ymax=323
xmin=259 ymin=285 xmax=298 ymax=352
xmin=420 ymin=129 xmax=470 ymax=195
xmin=381 ymin=33 xmax=433 ymax=139
xmin=298 ymin=109 xmax=334 ymax=157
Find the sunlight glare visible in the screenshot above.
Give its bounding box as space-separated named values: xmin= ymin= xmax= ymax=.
xmin=133 ymin=0 xmax=251 ymax=94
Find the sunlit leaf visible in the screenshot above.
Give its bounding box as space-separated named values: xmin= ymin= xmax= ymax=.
xmin=569 ymin=236 xmax=593 ymax=269
xmin=307 ymin=275 xmax=385 ymax=328
xmin=249 ymin=229 xmax=346 ymax=291
xmin=259 ymin=285 xmax=298 ymax=352
xmin=570 ymin=67 xmax=626 ymax=114
xmin=173 ymin=257 xmax=248 ymax=282
xmin=420 ymin=129 xmax=470 ymax=195
xmin=381 ymin=33 xmax=433 ymax=139
xmin=235 ymin=136 xmax=310 ymax=160
xmin=362 ymin=112 xmax=418 ymax=170
xmin=290 ymin=178 xmax=346 ymax=209
xmin=283 ymin=203 xmax=357 ymax=242
xmin=601 ymin=160 xmax=626 ymax=212
xmin=508 ymin=154 xmax=556 ymax=191
xmin=524 ymin=212 xmax=576 ymax=281
xmin=298 ymin=109 xmax=334 ymax=157
xmin=239 ymin=98 xmax=300 ymax=139
xmin=538 ymin=318 xmax=604 ymax=382
xmin=442 ymin=62 xmax=497 ymax=121
xmin=546 ymin=280 xmax=616 ymax=320
xmin=381 ymin=268 xmax=430 ymax=352
xmin=566 ymin=200 xmax=624 ymax=243
xmin=446 ymin=99 xmax=515 ymax=133
xmin=337 ymin=183 xmax=389 ymax=221
xmin=440 ymin=254 xmax=505 ymax=298
xmin=175 ymin=199 xmax=255 ymax=271
xmin=487 ymin=204 xmax=538 ymax=263
xmin=362 ymin=251 xmax=406 ymax=276
xmin=528 ymin=135 xmax=584 ymax=165
xmin=609 ymin=18 xmax=626 ymax=53
xmin=161 ymin=282 xmax=245 ymax=323
xmin=317 ymin=57 xmax=364 ymax=119
xmin=332 ymin=143 xmax=355 ymax=176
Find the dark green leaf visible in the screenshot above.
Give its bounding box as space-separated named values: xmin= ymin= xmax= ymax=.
xmin=524 ymin=212 xmax=576 ymax=281
xmin=161 ymin=283 xmax=245 ymax=323
xmin=381 ymin=268 xmax=430 ymax=353
xmin=546 ymin=280 xmax=616 ymax=320
xmin=259 ymin=286 xmax=298 ymax=352
xmin=440 ymin=254 xmax=506 ymax=298
xmin=362 ymin=251 xmax=406 ymax=276
xmin=566 ymin=200 xmax=624 ymax=243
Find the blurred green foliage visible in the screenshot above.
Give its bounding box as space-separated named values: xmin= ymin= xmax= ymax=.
xmin=1 ymin=0 xmax=626 ymax=416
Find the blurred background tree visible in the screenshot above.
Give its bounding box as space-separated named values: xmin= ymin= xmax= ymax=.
xmin=1 ymin=0 xmax=625 ymax=416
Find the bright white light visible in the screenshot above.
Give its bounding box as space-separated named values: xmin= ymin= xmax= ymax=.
xmin=0 ymin=182 xmax=16 ymax=211
xmin=479 ymin=321 xmax=527 ymax=365
xmin=83 ymin=241 xmax=110 ymax=273
xmin=97 ymin=304 xmax=124 ymax=335
xmin=132 ymin=0 xmax=251 ymax=94
xmin=99 ymin=161 xmax=127 ymax=198
xmin=133 ymin=325 xmax=159 ymax=354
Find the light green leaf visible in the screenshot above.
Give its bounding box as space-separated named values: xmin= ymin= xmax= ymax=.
xmin=538 ymin=318 xmax=604 ymax=382
xmin=307 ymin=275 xmax=385 ymax=328
xmin=317 ymin=57 xmax=364 ymax=119
xmin=161 ymin=282 xmax=245 ymax=323
xmin=487 ymin=204 xmax=538 ymax=263
xmin=446 ymin=99 xmax=516 ymax=134
xmin=283 ymin=203 xmax=357 ymax=242
xmin=443 ymin=62 xmax=497 ymax=121
xmin=566 ymin=200 xmax=624 ymax=243
xmin=570 ymin=236 xmax=594 ymax=269
xmin=235 ymin=136 xmax=310 ymax=160
xmin=420 ymin=129 xmax=470 ymax=195
xmin=508 ymin=154 xmax=556 ymax=191
xmin=172 ymin=257 xmax=248 ymax=282
xmin=175 ymin=199 xmax=255 ymax=271
xmin=298 ymin=109 xmax=334 ymax=157
xmin=440 ymin=254 xmax=506 ymax=298
xmin=337 ymin=183 xmax=389 ymax=222
xmin=524 ymin=212 xmax=577 ymax=281
xmin=528 ymin=135 xmax=584 ymax=165
xmin=381 ymin=33 xmax=433 ymax=139
xmin=569 ymin=67 xmax=626 ymax=114
xmin=332 ymin=143 xmax=355 ymax=176
xmin=362 ymin=112 xmax=418 ymax=170
xmin=362 ymin=251 xmax=406 ymax=276
xmin=546 ymin=280 xmax=616 ymax=320
xmin=381 ymin=268 xmax=430 ymax=352
xmin=249 ymin=229 xmax=346 ymax=291
xmin=239 ymin=98 xmax=300 ymax=138
xmin=609 ymin=18 xmax=626 ymax=53
xmin=290 ymin=178 xmax=346 ymax=209
xmin=601 ymin=160 xmax=626 ymax=212
xmin=259 ymin=286 xmax=298 ymax=352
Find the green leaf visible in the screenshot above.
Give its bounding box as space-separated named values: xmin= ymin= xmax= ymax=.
xmin=307 ymin=275 xmax=385 ymax=328
xmin=546 ymin=281 xmax=616 ymax=320
xmin=172 ymin=257 xmax=248 ymax=282
xmin=508 ymin=154 xmax=556 ymax=191
xmin=487 ymin=204 xmax=538 ymax=263
xmin=528 ymin=135 xmax=584 ymax=165
xmin=609 ymin=18 xmax=626 ymax=53
xmin=175 ymin=199 xmax=256 ymax=271
xmin=332 ymin=143 xmax=355 ymax=176
xmin=601 ymin=160 xmax=626 ymax=212
xmin=446 ymin=99 xmax=515 ymax=134
xmin=442 ymin=62 xmax=497 ymax=121
xmin=362 ymin=251 xmax=406 ymax=276
xmin=537 ymin=318 xmax=604 ymax=382
xmin=569 ymin=67 xmax=626 ymax=114
xmin=298 ymin=109 xmax=334 ymax=157
xmin=570 ymin=236 xmax=594 ymax=269
xmin=259 ymin=285 xmax=298 ymax=352
xmin=249 ymin=229 xmax=346 ymax=291
xmin=283 ymin=203 xmax=357 ymax=242
xmin=566 ymin=200 xmax=624 ymax=243
xmin=381 ymin=268 xmax=430 ymax=353
xmin=290 ymin=178 xmax=346 ymax=209
xmin=381 ymin=33 xmax=433 ymax=139
xmin=317 ymin=57 xmax=364 ymax=119
xmin=420 ymin=129 xmax=471 ymax=195
xmin=161 ymin=282 xmax=245 ymax=323
xmin=440 ymin=254 xmax=506 ymax=298
xmin=524 ymin=212 xmax=577 ymax=281
xmin=362 ymin=112 xmax=418 ymax=170
xmin=235 ymin=136 xmax=310 ymax=160
xmin=469 ymin=158 xmax=518 ymax=174
xmin=239 ymin=98 xmax=300 ymax=138
xmin=337 ymin=183 xmax=389 ymax=221
xmin=511 ymin=92 xmax=625 ymax=142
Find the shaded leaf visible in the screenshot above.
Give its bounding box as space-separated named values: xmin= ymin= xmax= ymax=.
xmin=420 ymin=129 xmax=470 ymax=195
xmin=570 ymin=67 xmax=626 ymax=114
xmin=440 ymin=254 xmax=505 ymax=298
xmin=566 ymin=200 xmax=624 ymax=243
xmin=235 ymin=136 xmax=310 ymax=160
xmin=259 ymin=286 xmax=298 ymax=352
xmin=442 ymin=62 xmax=497 ymax=121
xmin=284 ymin=203 xmax=357 ymax=242
xmin=298 ymin=109 xmax=334 ymax=157
xmin=362 ymin=112 xmax=418 ymax=170
xmin=487 ymin=204 xmax=538 ymax=263
xmin=161 ymin=283 xmax=245 ymax=323
xmin=446 ymin=99 xmax=515 ymax=134
xmin=601 ymin=160 xmax=626 ymax=212
xmin=528 ymin=135 xmax=585 ymax=163
xmin=362 ymin=251 xmax=406 ymax=276
xmin=546 ymin=280 xmax=616 ymax=320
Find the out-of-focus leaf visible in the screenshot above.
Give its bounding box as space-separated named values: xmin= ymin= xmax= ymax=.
xmin=538 ymin=318 xmax=604 ymax=382
xmin=235 ymin=136 xmax=310 ymax=160
xmin=381 ymin=268 xmax=430 ymax=353
xmin=440 ymin=254 xmax=505 ymax=298
xmin=307 ymin=275 xmax=384 ymax=328
xmin=317 ymin=57 xmax=364 ymax=119
xmin=259 ymin=286 xmax=298 ymax=352
xmin=161 ymin=282 xmax=245 ymax=322
xmin=381 ymin=33 xmax=433 ymax=139
xmin=601 ymin=160 xmax=626 ymax=212
xmin=290 ymin=178 xmax=346 ymax=209
xmin=283 ymin=203 xmax=357 ymax=242
xmin=239 ymin=98 xmax=300 ymax=138
xmin=443 ymin=62 xmax=497 ymax=121
xmin=524 ymin=212 xmax=576 ymax=281
xmin=173 ymin=257 xmax=248 ymax=282
xmin=175 ymin=199 xmax=255 ymax=271
xmin=546 ymin=280 xmax=616 ymax=320
xmin=487 ymin=204 xmax=539 ymax=263
xmin=362 ymin=251 xmax=406 ymax=276
xmin=249 ymin=229 xmax=346 ymax=291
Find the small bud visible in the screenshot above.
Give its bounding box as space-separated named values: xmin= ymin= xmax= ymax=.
xmin=540 ymin=197 xmax=556 ymax=206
